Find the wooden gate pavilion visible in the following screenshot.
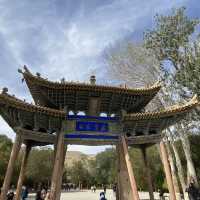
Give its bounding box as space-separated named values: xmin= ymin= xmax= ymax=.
xmin=0 ymin=66 xmax=199 ymax=200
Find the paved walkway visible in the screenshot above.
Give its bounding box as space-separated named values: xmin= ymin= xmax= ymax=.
xmin=28 ymin=190 xmax=162 ymax=200
xmin=61 ymin=189 xmax=115 ymax=200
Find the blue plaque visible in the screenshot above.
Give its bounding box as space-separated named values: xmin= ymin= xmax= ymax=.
xmin=65 ymin=134 xmax=118 ymax=140
xmin=76 ymin=121 xmax=109 ymax=132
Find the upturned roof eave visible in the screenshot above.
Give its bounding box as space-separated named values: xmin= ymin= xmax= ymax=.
xmin=123 ymin=95 xmax=199 ymax=121
xmin=19 ymin=66 xmax=162 ymax=95
xmin=0 ymin=92 xmax=65 ymax=118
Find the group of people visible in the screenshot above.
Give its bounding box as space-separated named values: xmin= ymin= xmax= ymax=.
xmin=63 ymin=183 xmax=75 ymax=191
xmin=4 ymin=181 xmax=200 ymax=200
xmin=4 ymin=186 xmax=51 ymax=200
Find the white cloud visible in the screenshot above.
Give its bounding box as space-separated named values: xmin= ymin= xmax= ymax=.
xmin=0 ymin=0 xmax=190 ymax=153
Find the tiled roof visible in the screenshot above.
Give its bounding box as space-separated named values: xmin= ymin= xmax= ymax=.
xmin=19 ymin=67 xmax=161 ymax=95
xmin=0 ymin=92 xmax=65 ymax=117
xmin=123 ymin=95 xmax=199 ymax=121
xmin=0 ymin=90 xmax=198 ymax=122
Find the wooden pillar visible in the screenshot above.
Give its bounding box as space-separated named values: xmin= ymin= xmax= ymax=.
xmin=0 ymin=134 xmax=22 ymax=200
xmin=117 ymin=135 xmax=140 ymax=200
xmin=50 ymin=131 xmax=65 ymax=200
xmin=141 ymin=147 xmax=154 ymax=200
xmin=55 ymin=145 xmax=67 ymax=200
xmin=159 ymin=141 xmax=176 ymax=200
xmin=15 ymin=144 xmax=32 ymax=200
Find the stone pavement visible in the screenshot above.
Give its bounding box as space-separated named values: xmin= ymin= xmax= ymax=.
xmin=28 ymin=189 xmax=162 ymax=200
xmin=61 ymin=189 xmax=115 ymax=200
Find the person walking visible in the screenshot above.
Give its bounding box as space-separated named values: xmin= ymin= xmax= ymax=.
xmin=103 ymin=185 xmax=107 ymax=194
xmin=99 ymin=192 xmax=107 ymax=200
xmin=112 ymin=183 xmax=117 ymax=196
xmin=93 ymin=185 xmax=96 ymax=193
xmin=21 ymin=186 xmax=28 ymax=200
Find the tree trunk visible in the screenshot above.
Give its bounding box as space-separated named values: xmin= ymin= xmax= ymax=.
xmin=165 ymin=140 xmax=181 ymax=200
xmin=171 ymin=141 xmax=189 ymax=200
xmin=159 ymin=141 xmax=177 ymax=200
xmin=179 ymin=124 xmax=198 ymax=187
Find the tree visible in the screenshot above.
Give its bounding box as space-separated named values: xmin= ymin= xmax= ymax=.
xmin=144 ymin=7 xmax=198 ymax=71
xmin=26 ymin=147 xmax=54 ymax=188
xmin=106 ymin=42 xmax=160 ymax=87
xmin=0 ymin=134 xmax=21 ymax=187
xmin=94 ymin=148 xmax=117 ymax=185
xmin=176 ymin=36 xmax=200 ymax=98
xmin=144 ymin=7 xmax=199 ymax=187
xmin=0 ymin=135 xmax=13 ymax=185
xmin=67 ymin=159 xmax=91 ymax=188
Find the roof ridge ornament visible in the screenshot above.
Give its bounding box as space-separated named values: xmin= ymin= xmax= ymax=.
xmin=24 ymin=65 xmax=31 ymax=73
xmin=18 ymin=65 xmax=31 ymax=74
xmin=2 ymin=87 xmax=8 ymax=94
xmin=90 ymin=75 xmax=96 ymax=85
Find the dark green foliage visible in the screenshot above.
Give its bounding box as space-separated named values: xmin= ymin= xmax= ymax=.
xmin=129 ymin=146 xmax=165 ymax=191
xmin=0 ymin=135 xmax=13 ymax=185
xmin=94 ymin=148 xmax=117 ymax=185
xmin=0 ymin=135 xmax=20 ymax=187
xmin=25 ymin=147 xmax=54 ymax=188
xmin=66 ymin=159 xmax=91 ymax=187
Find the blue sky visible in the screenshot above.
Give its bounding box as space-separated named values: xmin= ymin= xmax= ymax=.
xmin=0 ymin=0 xmax=199 ymax=154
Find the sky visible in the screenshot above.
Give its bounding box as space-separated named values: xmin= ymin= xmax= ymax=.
xmin=0 ymin=0 xmax=200 ymax=154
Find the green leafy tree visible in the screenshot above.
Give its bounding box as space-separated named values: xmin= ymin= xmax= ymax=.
xmin=144 ymin=7 xmax=200 ymax=188
xmin=94 ymin=148 xmax=117 ymax=185
xmin=26 ymin=147 xmax=54 ymax=188
xmin=144 ymin=7 xmax=199 ymax=71
xmin=67 ymin=159 xmax=91 ymax=188
xmin=0 ymin=134 xmax=21 ymax=187
xmin=176 ymin=37 xmax=200 ymax=98
xmin=0 ymin=135 xmax=13 ymax=185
